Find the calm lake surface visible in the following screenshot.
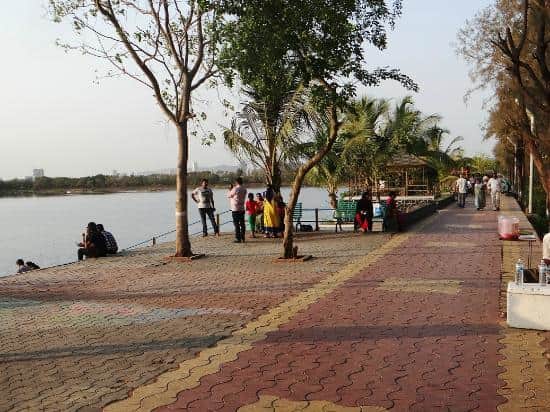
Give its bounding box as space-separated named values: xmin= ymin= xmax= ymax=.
xmin=0 ymin=187 xmax=334 ymax=277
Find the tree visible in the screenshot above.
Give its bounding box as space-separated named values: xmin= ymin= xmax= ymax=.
xmin=457 ymin=0 xmax=550 ymax=217
xmin=469 ymin=154 xmax=498 ymax=174
xmin=221 ymin=0 xmax=417 ymax=258
xmin=423 ymin=126 xmax=464 ymax=177
xmin=49 ymin=0 xmax=223 ymax=257
xmin=338 ymin=96 xmax=390 ymax=191
xmin=223 ymin=85 xmax=313 ymax=193
xmin=306 ymin=117 xmax=345 ymax=209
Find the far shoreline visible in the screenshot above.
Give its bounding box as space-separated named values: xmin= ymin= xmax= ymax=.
xmin=0 ymin=183 xmax=305 ymax=199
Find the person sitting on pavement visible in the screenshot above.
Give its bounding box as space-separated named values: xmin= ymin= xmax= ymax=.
xmin=16 ymin=259 xmax=31 ymax=274
xmin=26 ymin=261 xmax=40 ymax=270
xmin=97 ymin=223 xmax=118 ymax=254
xmin=77 ymin=222 xmax=107 ymax=261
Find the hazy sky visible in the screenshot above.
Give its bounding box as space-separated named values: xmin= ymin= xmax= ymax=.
xmin=0 ymin=1 xmax=494 ymax=180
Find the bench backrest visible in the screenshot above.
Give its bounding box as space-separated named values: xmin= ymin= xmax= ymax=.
xmin=335 ymin=200 xmax=357 ymax=220
xmin=292 ymin=202 xmax=303 ymax=219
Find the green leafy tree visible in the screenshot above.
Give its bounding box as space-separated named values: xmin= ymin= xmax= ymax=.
xmin=424 ymin=126 xmax=464 ymax=177
xmin=457 ymin=0 xmax=550 ymax=218
xmin=221 ymin=0 xmax=417 ymax=258
xmin=223 ymin=85 xmax=313 ymax=193
xmin=49 ymin=0 xmax=223 ymax=257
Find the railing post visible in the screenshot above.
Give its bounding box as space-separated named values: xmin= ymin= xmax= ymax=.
xmin=152 ymin=237 xmax=156 ymax=246
xmin=315 ymin=208 xmax=320 ymax=231
xmin=216 ymin=213 xmax=220 ymax=229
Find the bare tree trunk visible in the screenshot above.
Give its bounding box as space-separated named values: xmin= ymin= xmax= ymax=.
xmin=328 ymin=192 xmax=338 ymax=209
xmin=272 ymin=162 xmax=282 ymax=194
xmin=175 ymin=122 xmax=192 ymax=257
xmin=282 ymin=168 xmax=308 ymax=258
xmin=281 ymin=106 xmax=341 ymax=258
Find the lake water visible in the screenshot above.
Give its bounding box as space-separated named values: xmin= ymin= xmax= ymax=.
xmin=0 ymin=187 xmax=334 ymax=277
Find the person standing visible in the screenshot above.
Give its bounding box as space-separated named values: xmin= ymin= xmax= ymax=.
xmin=192 ymin=179 xmax=219 ymax=237
xmin=474 ymin=178 xmax=486 ymax=211
xmin=255 ymin=193 xmax=265 ymax=234
xmin=384 ymin=191 xmax=401 ymax=232
xmin=487 ymin=173 xmax=502 ymax=211
xmin=245 ymin=193 xmax=258 ymax=238
xmin=263 ymin=190 xmax=280 ymax=238
xmin=455 ymin=174 xmax=468 ymax=208
xmin=228 ymin=177 xmax=247 ymax=243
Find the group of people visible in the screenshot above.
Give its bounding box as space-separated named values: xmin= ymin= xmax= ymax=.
xmin=355 ymin=190 xmax=401 ymax=232
xmin=77 ymin=222 xmax=118 ymax=260
xmin=15 ymin=259 xmax=40 ymax=274
xmin=192 ymin=178 xmax=287 ymax=243
xmin=455 ymin=173 xmax=505 ymax=211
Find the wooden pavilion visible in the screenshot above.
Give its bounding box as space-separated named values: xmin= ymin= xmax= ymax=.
xmin=378 ymin=153 xmax=438 ymax=197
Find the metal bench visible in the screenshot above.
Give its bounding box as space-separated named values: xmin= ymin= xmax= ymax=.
xmin=292 ymin=202 xmax=303 ymax=230
xmin=334 ymin=200 xmax=357 ymax=232
xmin=373 ymin=201 xmax=387 ymax=232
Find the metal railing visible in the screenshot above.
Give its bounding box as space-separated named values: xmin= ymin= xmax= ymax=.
xmin=122 ymin=210 xmax=233 ymax=251
xmin=122 ymin=208 xmax=340 ymax=251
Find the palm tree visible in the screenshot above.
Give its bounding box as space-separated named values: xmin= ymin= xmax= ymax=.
xmin=339 ymin=97 xmax=390 ymax=191
xmin=424 ymin=126 xmax=464 ymax=176
xmin=223 ymin=85 xmax=314 ymax=193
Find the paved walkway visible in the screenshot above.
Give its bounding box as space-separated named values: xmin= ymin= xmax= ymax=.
xmin=1 ymin=197 xmax=549 ymax=411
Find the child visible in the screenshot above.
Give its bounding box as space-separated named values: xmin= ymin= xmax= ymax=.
xmin=245 ymin=193 xmax=258 ymax=238
xmin=255 ymin=193 xmax=265 ymax=234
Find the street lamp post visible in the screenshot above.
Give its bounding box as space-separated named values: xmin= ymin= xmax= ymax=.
xmin=525 ymin=109 xmax=535 ymax=215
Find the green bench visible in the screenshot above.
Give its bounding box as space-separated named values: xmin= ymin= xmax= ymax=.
xmin=292 ymin=202 xmax=303 ymax=230
xmin=333 ymin=200 xmax=357 ymax=232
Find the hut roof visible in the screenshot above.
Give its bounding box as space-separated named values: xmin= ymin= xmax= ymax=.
xmin=386 ymin=152 xmax=433 ymax=169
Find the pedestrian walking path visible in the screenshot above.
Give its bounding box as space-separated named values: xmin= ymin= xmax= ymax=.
xmin=1 ymin=196 xmax=549 ymax=411
xmin=105 ymin=196 xmax=549 ymax=411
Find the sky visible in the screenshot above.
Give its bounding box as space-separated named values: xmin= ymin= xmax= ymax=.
xmin=0 ymin=0 xmax=495 ymax=180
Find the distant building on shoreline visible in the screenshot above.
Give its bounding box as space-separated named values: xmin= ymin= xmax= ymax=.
xmin=32 ymin=169 xmax=44 ymax=180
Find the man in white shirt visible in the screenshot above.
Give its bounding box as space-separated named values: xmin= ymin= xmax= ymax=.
xmin=487 ymin=173 xmax=502 ymax=211
xmin=543 ymin=232 xmax=550 ymax=265
xmin=192 ymin=179 xmax=219 ymax=237
xmin=228 ymin=177 xmax=247 ymax=243
xmin=455 ymin=175 xmax=468 ymax=208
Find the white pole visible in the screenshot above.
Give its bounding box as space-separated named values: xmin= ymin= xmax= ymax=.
xmin=526 ymin=110 xmax=535 ymax=215
xmin=528 ymin=152 xmax=533 ymax=214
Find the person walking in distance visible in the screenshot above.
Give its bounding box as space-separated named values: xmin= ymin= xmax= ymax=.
xmin=487 ymin=173 xmax=502 ymax=211
xmin=228 ymin=177 xmax=247 ymax=243
xmin=455 ymin=174 xmax=468 ymax=208
xmin=192 ymin=179 xmax=219 ymax=237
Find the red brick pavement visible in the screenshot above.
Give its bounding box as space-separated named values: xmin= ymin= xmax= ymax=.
xmin=157 ymin=204 xmax=508 ymax=411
